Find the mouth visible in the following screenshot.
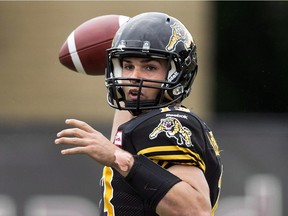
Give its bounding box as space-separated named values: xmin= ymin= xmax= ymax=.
xmin=127 ymin=89 xmax=144 ymax=100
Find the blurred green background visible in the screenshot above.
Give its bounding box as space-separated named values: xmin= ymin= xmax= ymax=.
xmin=216 ymin=2 xmax=288 ymax=113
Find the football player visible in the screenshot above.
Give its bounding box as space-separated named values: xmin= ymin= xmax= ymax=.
xmin=55 ymin=12 xmax=223 ymax=216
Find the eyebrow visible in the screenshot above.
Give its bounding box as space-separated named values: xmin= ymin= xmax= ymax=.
xmin=122 ymin=58 xmax=162 ymax=64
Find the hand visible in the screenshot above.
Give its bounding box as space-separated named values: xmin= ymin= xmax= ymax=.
xmin=55 ymin=119 xmax=119 ymax=167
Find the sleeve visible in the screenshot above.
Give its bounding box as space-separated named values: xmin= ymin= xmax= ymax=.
xmin=130 ymin=111 xmax=208 ymax=172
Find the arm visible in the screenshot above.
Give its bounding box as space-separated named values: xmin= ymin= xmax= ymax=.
xmin=110 ymin=109 xmax=132 ymax=140
xmin=55 ymin=119 xmax=211 ymax=216
xmin=156 ymin=165 xmax=211 ymax=216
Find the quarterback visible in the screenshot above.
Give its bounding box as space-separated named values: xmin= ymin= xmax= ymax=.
xmin=55 ymin=12 xmax=223 ymax=216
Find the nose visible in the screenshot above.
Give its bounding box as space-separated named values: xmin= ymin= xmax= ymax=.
xmin=130 ymin=67 xmax=142 ymax=79
xmin=128 ymin=67 xmax=143 ymax=84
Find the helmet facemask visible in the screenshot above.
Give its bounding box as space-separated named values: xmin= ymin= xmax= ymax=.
xmin=104 ymin=12 xmax=198 ymax=115
xmin=105 ymin=46 xmax=195 ymax=114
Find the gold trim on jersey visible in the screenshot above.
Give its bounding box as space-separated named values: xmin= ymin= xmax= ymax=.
xmin=102 ymin=166 xmax=115 ymax=216
xmin=207 ymin=131 xmax=220 ymax=156
xmin=137 ymin=145 xmax=206 ymax=172
xmin=211 ymin=164 xmax=224 ymax=216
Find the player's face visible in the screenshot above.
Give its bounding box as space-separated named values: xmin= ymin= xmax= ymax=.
xmin=121 ymin=57 xmax=168 ymax=101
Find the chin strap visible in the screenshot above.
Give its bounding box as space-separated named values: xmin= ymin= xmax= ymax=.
xmin=124 ymin=100 xmax=158 ymax=116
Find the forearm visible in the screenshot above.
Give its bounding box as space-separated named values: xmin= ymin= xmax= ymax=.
xmin=112 ymin=152 xmax=211 ymax=216
xmin=110 ymin=109 xmax=132 ymax=140
xmin=156 ymin=165 xmax=212 ymax=216
xmin=156 ymin=181 xmax=211 ymax=216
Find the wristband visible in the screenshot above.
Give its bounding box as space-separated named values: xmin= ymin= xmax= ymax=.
xmin=125 ymin=155 xmax=181 ymax=210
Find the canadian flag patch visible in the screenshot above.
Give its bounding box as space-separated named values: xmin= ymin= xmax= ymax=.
xmin=114 ymin=130 xmax=123 ymax=147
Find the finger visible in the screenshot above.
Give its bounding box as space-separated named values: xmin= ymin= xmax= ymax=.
xmin=57 ymin=127 xmax=87 ymax=138
xmin=55 ymin=137 xmax=87 ymax=146
xmin=65 ymin=119 xmax=95 ymax=133
xmin=61 ymin=146 xmax=87 ymax=155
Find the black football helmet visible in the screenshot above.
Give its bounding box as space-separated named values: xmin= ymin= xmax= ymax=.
xmin=105 ymin=12 xmax=198 ymax=114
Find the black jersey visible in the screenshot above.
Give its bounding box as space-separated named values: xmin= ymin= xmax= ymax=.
xmin=99 ymin=106 xmax=223 ymax=216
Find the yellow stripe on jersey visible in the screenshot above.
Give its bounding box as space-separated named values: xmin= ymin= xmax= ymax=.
xmin=137 ymin=145 xmax=206 ymax=172
xmin=102 ymin=166 xmax=115 ymax=216
xmin=211 ymin=164 xmax=224 ymax=216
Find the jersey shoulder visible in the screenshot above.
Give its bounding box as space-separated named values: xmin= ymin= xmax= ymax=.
xmin=121 ymin=106 xmax=208 ymax=134
xmin=120 ymin=106 xmax=218 ymax=169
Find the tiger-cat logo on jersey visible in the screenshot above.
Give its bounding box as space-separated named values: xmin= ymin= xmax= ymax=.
xmin=149 ymin=117 xmax=193 ymax=147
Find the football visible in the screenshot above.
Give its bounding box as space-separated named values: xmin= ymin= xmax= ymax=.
xmin=59 ymin=14 xmax=130 ymax=75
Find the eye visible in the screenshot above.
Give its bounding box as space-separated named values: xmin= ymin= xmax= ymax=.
xmin=123 ymin=63 xmax=134 ymax=70
xmin=145 ymin=65 xmax=157 ymax=71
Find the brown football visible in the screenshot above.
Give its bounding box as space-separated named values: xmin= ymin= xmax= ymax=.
xmin=59 ymin=15 xmax=130 ymax=75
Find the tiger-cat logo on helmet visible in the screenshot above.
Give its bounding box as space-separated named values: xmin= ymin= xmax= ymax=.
xmin=166 ymin=22 xmax=193 ymax=52
xmin=149 ymin=117 xmax=193 ymax=147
